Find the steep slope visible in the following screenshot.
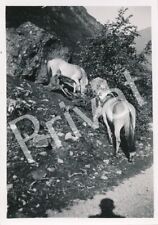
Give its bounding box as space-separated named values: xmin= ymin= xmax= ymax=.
xmin=7 ymin=74 xmax=153 ymax=218
xmin=6 ymin=6 xmax=103 ymax=48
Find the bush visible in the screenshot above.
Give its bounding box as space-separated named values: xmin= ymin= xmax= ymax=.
xmin=75 ymin=7 xmax=151 ymax=105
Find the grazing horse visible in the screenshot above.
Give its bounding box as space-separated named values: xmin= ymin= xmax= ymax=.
xmin=47 ymin=58 xmax=88 ymax=94
xmin=94 ymin=89 xmax=136 ymax=161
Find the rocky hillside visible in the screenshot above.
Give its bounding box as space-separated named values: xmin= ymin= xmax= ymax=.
xmin=6 ymin=6 xmax=103 ymax=48
xmin=6 ymin=22 xmax=69 ymax=83
xmin=6 ymin=6 xmax=103 ymax=84
xmin=7 ymin=74 xmax=153 ymax=218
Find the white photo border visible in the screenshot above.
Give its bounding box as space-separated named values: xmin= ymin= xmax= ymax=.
xmin=0 ymin=0 xmax=158 ymax=225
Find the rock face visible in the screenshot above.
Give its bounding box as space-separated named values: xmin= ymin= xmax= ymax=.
xmin=6 ymin=6 xmax=103 ymax=48
xmin=6 ymin=22 xmax=70 ymax=83
xmin=6 ymin=7 xmax=103 ymax=84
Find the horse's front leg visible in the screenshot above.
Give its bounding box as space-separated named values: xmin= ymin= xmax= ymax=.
xmin=73 ymin=79 xmax=80 ymax=93
xmin=73 ymin=82 xmax=77 ymax=93
xmin=93 ymin=106 xmax=102 ymax=129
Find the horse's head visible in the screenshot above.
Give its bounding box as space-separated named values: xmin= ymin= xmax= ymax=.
xmin=97 ymin=89 xmax=114 ymax=104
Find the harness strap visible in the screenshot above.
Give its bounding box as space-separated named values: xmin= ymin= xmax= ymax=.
xmin=99 ymin=92 xmax=115 ymax=105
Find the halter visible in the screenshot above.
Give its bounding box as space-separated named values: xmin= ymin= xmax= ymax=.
xmin=99 ymin=91 xmax=115 ymax=105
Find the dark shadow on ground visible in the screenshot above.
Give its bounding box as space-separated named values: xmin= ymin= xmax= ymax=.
xmin=88 ymin=198 xmax=125 ymax=218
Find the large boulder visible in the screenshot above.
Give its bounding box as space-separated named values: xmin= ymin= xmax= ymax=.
xmin=90 ymin=77 xmax=109 ymax=95
xmin=7 ymin=21 xmax=71 ymax=84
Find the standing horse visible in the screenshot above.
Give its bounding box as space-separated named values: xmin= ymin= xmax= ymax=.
xmin=94 ymin=89 xmax=136 ymax=161
xmin=47 ymin=58 xmax=88 ymax=94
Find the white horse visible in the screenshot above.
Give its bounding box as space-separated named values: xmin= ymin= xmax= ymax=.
xmin=94 ymin=89 xmax=136 ymax=161
xmin=47 ymin=58 xmax=88 ymax=94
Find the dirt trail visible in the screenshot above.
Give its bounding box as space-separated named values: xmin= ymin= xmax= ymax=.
xmin=46 ymin=166 xmax=153 ymax=218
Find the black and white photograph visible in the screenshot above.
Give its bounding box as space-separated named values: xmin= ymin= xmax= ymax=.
xmin=1 ymin=0 xmax=158 ymax=223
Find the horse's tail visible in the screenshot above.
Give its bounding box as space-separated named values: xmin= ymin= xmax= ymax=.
xmin=124 ymin=107 xmax=136 ymax=159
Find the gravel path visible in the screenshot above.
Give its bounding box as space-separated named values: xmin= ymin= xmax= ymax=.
xmin=46 ymin=166 xmax=153 ymax=218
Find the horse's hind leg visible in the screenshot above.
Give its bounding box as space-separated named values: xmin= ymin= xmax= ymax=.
xmin=114 ymin=123 xmax=122 ymax=156
xmin=102 ymin=114 xmax=113 ymax=144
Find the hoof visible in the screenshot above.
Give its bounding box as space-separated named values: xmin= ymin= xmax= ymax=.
xmin=109 ymin=140 xmax=113 ymax=145
xmin=128 ymin=158 xmax=133 ymax=163
xmin=128 ymin=152 xmax=136 ymax=163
